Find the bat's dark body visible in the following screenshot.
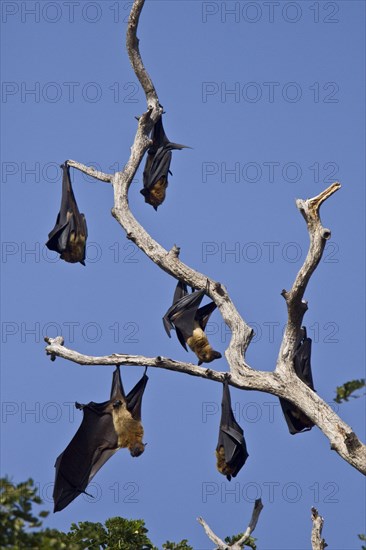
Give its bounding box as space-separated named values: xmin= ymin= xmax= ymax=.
xmin=53 ymin=367 xmax=148 ymax=512
xmin=163 ymin=281 xmax=222 ymax=365
xmin=279 ymin=327 xmax=315 ymax=434
xmin=216 ymin=379 xmax=249 ymax=480
xmin=46 ymin=163 xmax=88 ymax=265
xmin=140 ymin=117 xmax=188 ymax=210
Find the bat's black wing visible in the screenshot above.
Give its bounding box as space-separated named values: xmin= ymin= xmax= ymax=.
xmin=294 ymin=328 xmax=314 ymax=389
xmin=172 ymin=280 xmax=188 ymax=304
xmin=217 ymin=380 xmax=249 ymax=480
xmin=279 ymin=327 xmax=315 ymax=434
xmin=143 ymin=148 xmax=172 ymax=191
xmin=142 ymin=117 xmax=188 ymax=190
xmin=125 ymin=368 xmax=149 ymax=421
xmin=140 ymin=117 xmax=190 ymax=209
xmin=163 ymin=288 xmax=206 ymax=350
xmin=53 ymin=366 xmax=127 ymax=512
xmin=53 ymin=399 xmax=118 ymax=512
xmin=53 ymin=367 xmax=149 ymax=512
xmin=110 ymin=365 xmax=148 ymax=418
xmin=196 ymin=301 xmax=217 ymax=331
xmin=46 ymin=163 xmax=88 ymax=265
xmin=163 ymin=281 xmax=188 ymax=337
xmin=110 ymin=364 xmax=126 ymax=401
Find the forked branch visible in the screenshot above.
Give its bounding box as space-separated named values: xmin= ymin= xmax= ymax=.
xmin=198 ymin=498 xmax=263 ymax=549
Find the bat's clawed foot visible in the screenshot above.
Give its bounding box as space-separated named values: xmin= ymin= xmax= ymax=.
xmin=205 ymin=279 xmax=210 ymax=293
xmin=44 ymin=336 xmax=64 ymax=346
xmin=168 ymin=244 xmax=180 ymax=259
xmin=214 ymin=282 xmax=225 ymax=296
xmin=322 ymin=228 xmax=331 ymax=240
xmin=45 ymin=336 xmax=65 ymax=361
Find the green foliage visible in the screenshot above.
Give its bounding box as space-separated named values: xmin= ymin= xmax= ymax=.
xmin=358 ymin=533 xmax=366 ymax=550
xmin=334 ymin=379 xmax=365 ymax=403
xmin=67 ymin=517 xmax=156 ymax=549
xmin=0 ymin=476 xmax=72 ymax=549
xmin=162 ymin=540 xmax=193 ymax=550
xmin=1 ymin=477 xmax=193 ymax=550
xmin=224 ymin=532 xmax=257 ymax=549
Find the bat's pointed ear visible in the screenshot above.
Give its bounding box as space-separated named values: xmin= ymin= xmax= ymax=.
xmin=80 ymin=260 xmax=86 ymax=266
xmin=153 ymin=205 xmax=158 ymax=211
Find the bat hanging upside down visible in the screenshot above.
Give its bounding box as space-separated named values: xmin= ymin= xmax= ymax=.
xmin=46 ymin=162 xmax=88 ymax=265
xmin=163 ymin=280 xmax=222 ymax=365
xmin=216 ymin=377 xmax=249 ymax=480
xmin=140 ymin=115 xmax=189 ymax=210
xmin=279 ymin=326 xmax=315 ymax=434
xmin=53 ymin=367 xmax=148 ymax=512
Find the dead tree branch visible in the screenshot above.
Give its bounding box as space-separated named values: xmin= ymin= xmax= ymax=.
xmin=66 ymin=159 xmax=113 ymax=183
xmin=198 ymin=498 xmax=263 ymax=549
xmin=197 ymin=517 xmax=227 ymax=550
xmin=311 ymin=508 xmax=327 ymax=550
xmin=44 ymin=337 xmax=274 ymax=390
xmin=44 ymin=0 xmax=366 ymax=475
xmin=278 ymin=182 xmax=341 ymax=370
xmin=234 ymin=498 xmax=264 ymax=549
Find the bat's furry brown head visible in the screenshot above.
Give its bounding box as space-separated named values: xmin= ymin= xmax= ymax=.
xmin=198 ymin=350 xmax=222 ymax=365
xmin=129 ymin=442 xmax=146 ymax=457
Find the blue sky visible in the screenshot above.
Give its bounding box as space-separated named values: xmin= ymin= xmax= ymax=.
xmin=1 ymin=1 xmax=365 ymax=548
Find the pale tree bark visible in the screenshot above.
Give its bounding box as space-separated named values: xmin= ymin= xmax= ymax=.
xmin=197 ymin=498 xmax=263 ymax=550
xmin=44 ymin=0 xmax=366 ymax=480
xmin=197 ymin=502 xmax=327 ymax=550
xmin=311 ymin=508 xmax=327 ymax=550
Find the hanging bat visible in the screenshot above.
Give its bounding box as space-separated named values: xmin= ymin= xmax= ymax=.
xmin=53 ymin=367 xmax=148 ymax=512
xmin=216 ymin=378 xmax=249 ymax=480
xmin=163 ymin=280 xmax=222 ymax=365
xmin=279 ymin=327 xmax=315 ymax=434
xmin=46 ymin=162 xmax=88 ymax=265
xmin=140 ymin=116 xmax=189 ymax=210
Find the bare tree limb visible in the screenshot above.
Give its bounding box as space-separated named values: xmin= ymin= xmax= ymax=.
xmin=45 ymin=333 xmax=366 ymax=474
xmin=197 ymin=517 xmax=227 ymax=549
xmin=45 ymin=0 xmax=366 ymax=475
xmin=277 ymin=182 xmax=341 ymax=370
xmin=67 ymin=159 xmax=113 ymax=183
xmin=311 ymin=508 xmax=327 ymax=550
xmin=44 ymin=337 xmax=273 ymax=390
xmin=126 ymin=0 xmax=159 ymax=110
xmin=198 ymin=499 xmax=263 ymax=549
xmin=234 ymin=499 xmax=264 ymax=549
